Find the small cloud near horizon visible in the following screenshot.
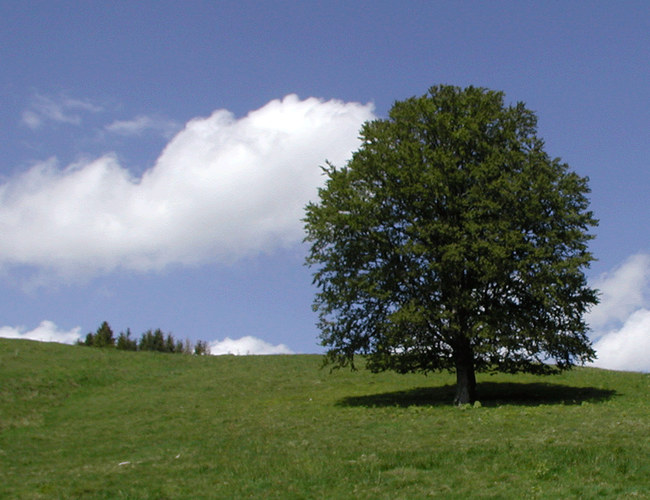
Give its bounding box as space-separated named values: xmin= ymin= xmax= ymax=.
xmin=209 ymin=336 xmax=294 ymax=355
xmin=0 ymin=320 xmax=81 ymax=344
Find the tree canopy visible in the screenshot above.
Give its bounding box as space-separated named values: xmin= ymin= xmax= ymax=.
xmin=304 ymin=85 xmax=598 ymax=404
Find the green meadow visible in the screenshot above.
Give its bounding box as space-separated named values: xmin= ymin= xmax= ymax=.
xmin=1 ymin=338 xmax=648 ymax=499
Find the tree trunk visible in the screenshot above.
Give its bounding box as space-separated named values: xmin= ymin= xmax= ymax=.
xmin=453 ymin=338 xmax=476 ymax=405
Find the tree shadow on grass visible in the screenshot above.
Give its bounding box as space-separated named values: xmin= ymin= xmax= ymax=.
xmin=338 ymin=382 xmax=617 ymax=408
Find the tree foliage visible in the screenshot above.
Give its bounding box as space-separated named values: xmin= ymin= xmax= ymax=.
xmin=79 ymin=322 xmax=208 ymax=356
xmin=304 ymin=85 xmax=598 ymax=404
xmin=193 ymin=340 xmax=211 ymax=356
xmin=116 ymin=328 xmax=138 ymax=351
xmin=83 ymin=321 xmax=115 ymax=348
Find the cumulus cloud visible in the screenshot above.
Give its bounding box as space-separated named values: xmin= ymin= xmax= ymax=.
xmin=209 ymin=336 xmax=294 ymax=355
xmin=587 ymin=253 xmax=650 ymax=332
xmin=21 ymin=93 xmax=103 ymax=129
xmin=1 ymin=95 xmax=375 ymax=279
xmin=105 ymin=115 xmax=181 ymax=138
xmin=587 ymin=253 xmax=650 ymax=372
xmin=0 ymin=320 xmax=81 ymax=344
xmin=591 ymin=309 xmax=650 ymax=372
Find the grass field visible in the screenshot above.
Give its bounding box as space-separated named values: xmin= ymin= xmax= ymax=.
xmin=1 ymin=338 xmax=648 ymax=499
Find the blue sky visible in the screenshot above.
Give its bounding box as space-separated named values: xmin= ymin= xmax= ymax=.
xmin=1 ymin=1 xmax=649 ymax=369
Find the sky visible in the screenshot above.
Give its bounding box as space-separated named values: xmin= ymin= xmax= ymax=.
xmin=0 ymin=1 xmax=649 ymax=370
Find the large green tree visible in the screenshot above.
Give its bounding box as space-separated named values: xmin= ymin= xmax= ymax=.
xmin=304 ymin=85 xmax=598 ymax=405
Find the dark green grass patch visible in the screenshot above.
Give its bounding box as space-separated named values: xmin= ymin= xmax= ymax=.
xmin=1 ymin=339 xmax=648 ymax=498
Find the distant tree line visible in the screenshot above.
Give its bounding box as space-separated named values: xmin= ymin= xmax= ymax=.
xmin=78 ymin=321 xmax=211 ymax=355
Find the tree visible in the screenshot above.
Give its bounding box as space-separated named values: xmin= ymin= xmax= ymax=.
xmin=138 ymin=329 xmax=167 ymax=352
xmin=81 ymin=332 xmax=94 ymax=347
xmin=78 ymin=321 xmax=206 ymax=357
xmin=116 ymin=328 xmax=138 ymax=351
xmin=82 ymin=321 xmax=115 ymax=348
xmin=193 ymin=340 xmax=211 ymax=356
xmin=96 ymin=321 xmax=115 ymax=347
xmin=138 ymin=330 xmax=155 ymax=351
xmin=165 ymin=333 xmax=177 ymax=353
xmin=304 ymin=85 xmax=598 ymax=405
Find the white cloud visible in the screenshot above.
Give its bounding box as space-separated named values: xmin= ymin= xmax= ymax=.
xmin=0 ymin=320 xmax=81 ymax=344
xmin=587 ymin=253 xmax=650 ymax=332
xmin=209 ymin=335 xmax=294 ymax=355
xmin=105 ymin=115 xmax=181 ymax=138
xmin=1 ymin=95 xmax=375 ymax=279
xmin=591 ymin=309 xmax=650 ymax=372
xmin=21 ymin=110 xmax=46 ymax=129
xmin=587 ymin=253 xmax=650 ymax=372
xmin=21 ymin=93 xmax=103 ymax=130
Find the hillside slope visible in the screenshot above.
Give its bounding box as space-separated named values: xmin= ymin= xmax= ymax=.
xmin=1 ymin=339 xmax=648 ymax=498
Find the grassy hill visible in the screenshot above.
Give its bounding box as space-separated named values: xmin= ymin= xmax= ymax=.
xmin=1 ymin=338 xmax=648 ymax=499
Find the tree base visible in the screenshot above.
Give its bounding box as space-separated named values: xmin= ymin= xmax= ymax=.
xmin=454 ymin=355 xmax=477 ymax=405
